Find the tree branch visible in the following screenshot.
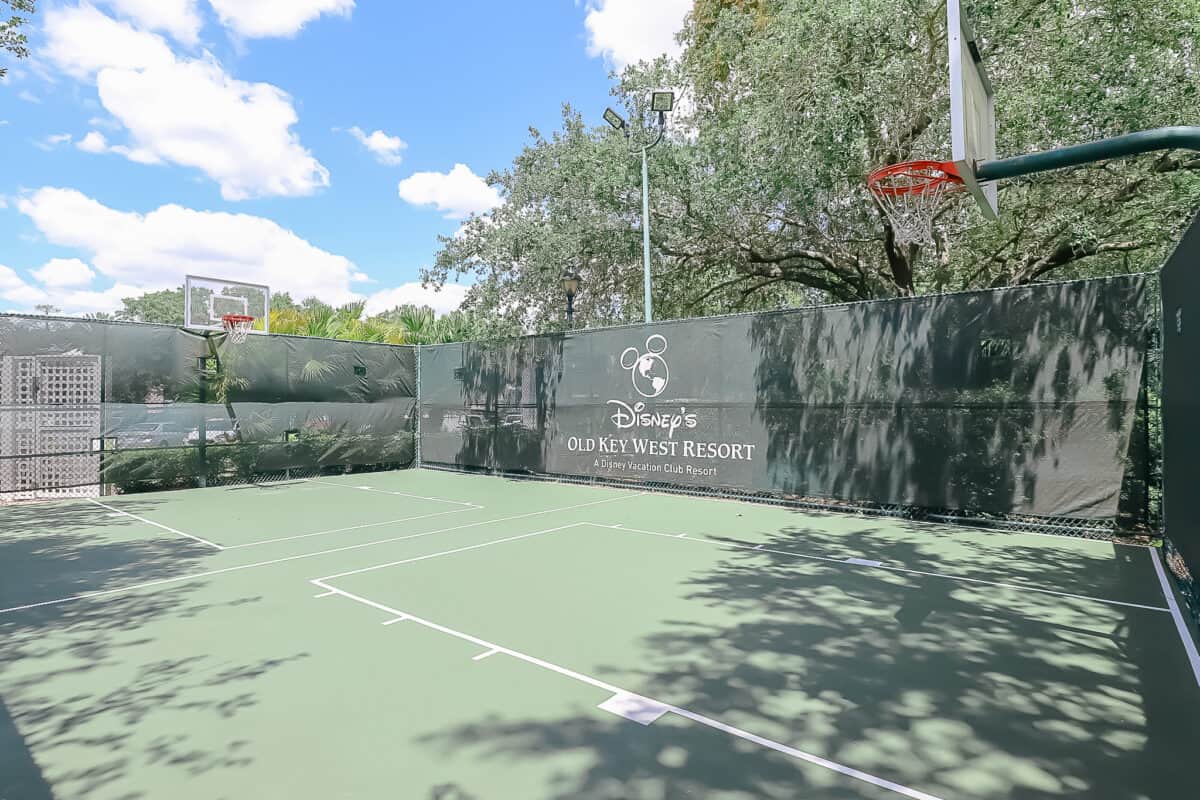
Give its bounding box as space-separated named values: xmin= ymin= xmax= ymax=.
xmin=1016 ymin=240 xmax=1145 ymax=283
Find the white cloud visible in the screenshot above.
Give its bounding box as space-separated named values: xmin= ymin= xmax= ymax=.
xmin=103 ymin=0 xmax=203 ymax=46
xmin=77 ymin=130 xmax=109 ymax=153
xmin=208 ymin=0 xmax=355 ymax=39
xmin=87 ymin=116 xmax=122 ymax=130
xmin=43 ymin=5 xmax=329 ymax=201
xmin=43 ymin=4 xmax=176 ymax=79
xmin=0 ymin=265 xmax=49 ymax=307
xmin=56 ymin=283 xmax=147 ymax=315
xmin=76 ymin=129 xmax=162 ymax=163
xmin=36 ymin=133 xmax=73 ymax=150
xmin=584 ymin=0 xmax=690 ymax=69
xmin=397 ymin=164 xmax=501 ymax=220
xmin=365 ymin=282 xmax=469 ymax=317
xmin=32 ymin=257 xmax=97 ymax=288
xmin=346 ymin=126 xmax=407 ymax=166
xmin=17 ymin=187 xmax=364 ymax=306
xmin=18 ymin=90 xmax=42 ymax=103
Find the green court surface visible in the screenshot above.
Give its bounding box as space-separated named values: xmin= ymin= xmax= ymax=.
xmin=2 ymin=470 xmax=1198 ymax=800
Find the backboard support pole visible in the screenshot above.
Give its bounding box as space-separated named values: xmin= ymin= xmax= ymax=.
xmin=977 ymin=126 xmax=1200 ymax=183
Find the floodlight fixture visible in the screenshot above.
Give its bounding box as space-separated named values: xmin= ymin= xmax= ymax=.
xmin=603 ymin=107 xmax=626 ymax=130
xmin=650 ymin=91 xmax=675 ymax=113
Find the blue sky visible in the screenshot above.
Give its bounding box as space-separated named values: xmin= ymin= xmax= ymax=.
xmin=0 ymin=0 xmax=690 ymax=316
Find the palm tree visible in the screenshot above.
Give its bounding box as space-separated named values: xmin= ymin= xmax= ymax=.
xmin=270 ymin=302 xmax=409 ymax=343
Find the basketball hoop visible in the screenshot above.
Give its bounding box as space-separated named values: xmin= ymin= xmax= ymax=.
xmin=867 ymin=160 xmax=964 ymax=246
xmin=221 ymin=314 xmax=255 ymax=344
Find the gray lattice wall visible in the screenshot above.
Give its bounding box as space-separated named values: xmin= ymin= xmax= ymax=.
xmin=0 ymin=354 xmax=102 ymax=502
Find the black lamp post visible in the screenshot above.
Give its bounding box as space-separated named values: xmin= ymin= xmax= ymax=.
xmin=561 ymin=270 xmax=581 ymax=329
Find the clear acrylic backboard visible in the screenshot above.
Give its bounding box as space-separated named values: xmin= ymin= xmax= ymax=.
xmin=184 ymin=275 xmax=271 ymax=336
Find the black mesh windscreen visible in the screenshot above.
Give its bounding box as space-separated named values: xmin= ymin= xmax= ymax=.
xmin=0 ymin=316 xmax=416 ymax=499
xmin=420 ymin=276 xmax=1152 ymax=523
xmin=1162 ymin=213 xmax=1200 ymax=580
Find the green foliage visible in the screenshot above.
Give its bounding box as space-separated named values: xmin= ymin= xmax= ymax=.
xmin=372 ymin=303 xmax=487 ymax=344
xmin=0 ymin=1 xmax=34 ymax=80
xmin=118 ymin=287 xmax=186 ymax=325
xmin=268 ymin=300 xmax=483 ymax=344
xmin=425 ymin=0 xmax=1200 ymax=332
xmin=107 ymin=286 xmax=480 ymax=345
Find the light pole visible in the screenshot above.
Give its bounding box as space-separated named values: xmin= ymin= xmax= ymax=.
xmin=603 ymin=91 xmax=674 ymax=324
xmin=561 ymin=270 xmax=581 ymax=330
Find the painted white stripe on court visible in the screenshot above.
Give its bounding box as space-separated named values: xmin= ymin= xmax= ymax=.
xmin=306 ymin=478 xmax=480 ymax=507
xmin=599 ymin=692 xmax=670 ymax=725
xmin=315 ymin=523 xmax=583 ymax=582
xmin=221 ymin=506 xmax=477 ymax=550
xmin=845 ymin=558 xmax=883 ymax=567
xmin=312 ymin=582 xmax=945 ymax=800
xmin=0 ymin=493 xmax=641 ymax=616
xmin=472 ymin=648 xmax=499 ymax=661
xmin=1149 ymin=547 xmax=1200 ymax=688
xmin=600 ymin=524 xmax=1171 ymax=614
xmin=313 ymin=591 xmax=336 ymax=598
xmin=382 ymin=617 xmax=408 ymax=625
xmin=87 ymin=498 xmax=224 ymax=550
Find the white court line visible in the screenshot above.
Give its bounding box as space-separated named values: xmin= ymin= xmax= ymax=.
xmin=1149 ymin=547 xmax=1200 ymax=688
xmin=87 ymin=498 xmax=224 ymax=550
xmin=0 ymin=493 xmax=640 ymax=616
xmin=315 ymin=524 xmax=583 ymax=582
xmin=306 ymin=478 xmax=480 ymax=508
xmin=599 ymin=523 xmax=1170 ymax=614
xmin=314 ymin=591 xmax=335 ymax=598
xmin=382 ymin=617 xmax=408 ymax=625
xmin=472 ymin=648 xmax=499 ymax=661
xmin=221 ymin=506 xmax=478 ymax=550
xmin=313 ymin=581 xmax=944 ymax=800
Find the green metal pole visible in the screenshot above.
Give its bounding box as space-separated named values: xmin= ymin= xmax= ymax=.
xmin=641 ymin=146 xmax=653 ymax=324
xmin=977 ymin=126 xmax=1200 ymax=183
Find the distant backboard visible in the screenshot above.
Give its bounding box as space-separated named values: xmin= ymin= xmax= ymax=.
xmin=949 ymin=0 xmax=998 ymax=218
xmin=184 ymin=275 xmax=270 ymax=335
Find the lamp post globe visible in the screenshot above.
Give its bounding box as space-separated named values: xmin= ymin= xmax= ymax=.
xmin=562 ymin=270 xmax=581 ymax=329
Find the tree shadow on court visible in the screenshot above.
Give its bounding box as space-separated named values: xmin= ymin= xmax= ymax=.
xmin=415 ymin=518 xmax=1199 ymax=799
xmin=0 ymin=498 xmax=310 ymax=799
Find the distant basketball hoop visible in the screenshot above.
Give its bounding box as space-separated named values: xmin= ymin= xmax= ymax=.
xmin=221 ymin=314 xmax=255 ymax=345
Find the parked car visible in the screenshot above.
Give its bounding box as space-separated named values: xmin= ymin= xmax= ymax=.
xmin=185 ymin=419 xmax=241 ymax=445
xmin=116 ymin=422 xmax=189 ymax=448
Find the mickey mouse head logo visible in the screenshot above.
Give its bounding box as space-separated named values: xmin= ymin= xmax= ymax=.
xmin=620 ymin=334 xmax=670 ymax=398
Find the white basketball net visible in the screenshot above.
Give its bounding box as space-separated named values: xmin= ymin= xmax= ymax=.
xmin=221 ymin=315 xmax=254 ymax=345
xmin=868 ymin=163 xmax=963 ymax=247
